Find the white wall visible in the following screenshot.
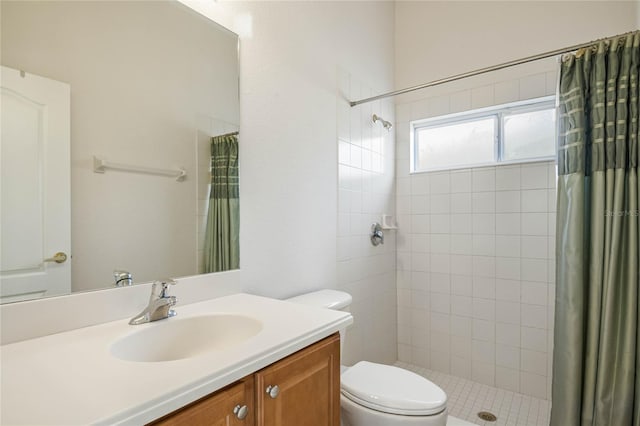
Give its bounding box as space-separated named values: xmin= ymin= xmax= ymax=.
xmin=396 ymin=1 xmax=637 ymax=92
xmin=394 ymin=0 xmax=637 ymax=399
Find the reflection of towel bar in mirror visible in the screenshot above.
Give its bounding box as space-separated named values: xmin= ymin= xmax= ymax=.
xmin=93 ymin=156 xmax=187 ymax=181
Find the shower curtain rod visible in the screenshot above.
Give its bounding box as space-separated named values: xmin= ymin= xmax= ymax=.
xmin=349 ymin=30 xmax=637 ymax=107
xmin=215 ymin=130 xmax=239 ymax=138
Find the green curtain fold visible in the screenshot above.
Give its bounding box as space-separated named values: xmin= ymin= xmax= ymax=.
xmin=551 ymin=32 xmax=640 ymax=426
xmin=204 ymin=133 xmax=239 ymax=273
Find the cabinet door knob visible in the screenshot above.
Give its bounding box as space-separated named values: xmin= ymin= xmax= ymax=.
xmin=233 ymin=404 xmax=248 ymax=420
xmin=266 ymin=385 xmax=280 ymax=398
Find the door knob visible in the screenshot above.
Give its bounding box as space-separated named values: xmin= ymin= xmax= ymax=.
xmin=233 ymin=404 xmax=248 ymax=420
xmin=266 ymin=385 xmax=280 ymax=398
xmin=44 ymin=252 xmax=68 ymax=264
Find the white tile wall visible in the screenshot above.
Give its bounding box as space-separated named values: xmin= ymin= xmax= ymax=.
xmin=337 ymin=68 xmax=397 ymax=366
xmin=395 ymin=71 xmax=557 ymax=400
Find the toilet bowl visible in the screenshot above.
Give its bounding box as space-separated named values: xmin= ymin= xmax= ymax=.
xmin=340 ymin=361 xmax=447 ymax=426
xmin=286 ymin=290 xmax=448 ymax=426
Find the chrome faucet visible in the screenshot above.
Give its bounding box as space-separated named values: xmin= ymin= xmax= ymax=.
xmin=129 ymin=279 xmax=177 ymax=325
xmin=114 ymin=270 xmax=133 ymax=286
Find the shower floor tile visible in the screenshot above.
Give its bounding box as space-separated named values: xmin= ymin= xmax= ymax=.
xmin=395 ymin=362 xmax=551 ymax=426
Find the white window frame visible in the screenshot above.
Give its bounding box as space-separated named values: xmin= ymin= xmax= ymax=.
xmin=410 ymin=96 xmax=556 ymax=173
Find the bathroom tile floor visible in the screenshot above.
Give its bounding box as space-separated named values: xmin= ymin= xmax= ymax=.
xmin=395 ymin=362 xmax=551 ymax=426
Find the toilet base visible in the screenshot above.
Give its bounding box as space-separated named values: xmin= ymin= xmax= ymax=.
xmin=340 ymin=393 xmax=448 ymax=426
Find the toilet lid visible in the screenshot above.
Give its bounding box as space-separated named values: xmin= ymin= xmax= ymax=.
xmin=341 ymin=361 xmax=447 ymax=416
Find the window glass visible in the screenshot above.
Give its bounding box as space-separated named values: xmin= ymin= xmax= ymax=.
xmin=415 ymin=117 xmax=495 ymax=171
xmin=411 ymin=98 xmax=556 ymax=172
xmin=503 ymin=108 xmax=556 ymax=161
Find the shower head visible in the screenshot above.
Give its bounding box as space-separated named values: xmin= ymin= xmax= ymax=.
xmin=372 ymin=114 xmax=393 ymax=131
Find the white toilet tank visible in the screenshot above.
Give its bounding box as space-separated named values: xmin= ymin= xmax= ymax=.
xmin=286 ymin=289 xmax=352 ymax=312
xmin=286 ymin=289 xmax=352 ymax=357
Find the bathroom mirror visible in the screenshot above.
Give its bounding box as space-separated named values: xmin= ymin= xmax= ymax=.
xmin=0 ymin=0 xmax=240 ymax=303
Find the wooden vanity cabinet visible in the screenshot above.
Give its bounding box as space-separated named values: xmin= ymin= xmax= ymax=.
xmin=255 ymin=332 xmax=340 ymax=426
xmin=151 ymin=376 xmax=254 ymax=426
xmin=148 ymin=333 xmax=340 ymax=426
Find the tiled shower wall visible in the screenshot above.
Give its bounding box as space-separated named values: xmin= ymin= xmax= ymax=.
xmin=395 ymin=68 xmax=557 ymax=400
xmin=336 ymin=68 xmax=397 ymax=366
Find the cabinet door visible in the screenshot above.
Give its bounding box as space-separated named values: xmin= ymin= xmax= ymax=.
xmin=150 ymin=376 xmax=254 ymax=426
xmin=255 ymin=333 xmax=340 ymax=426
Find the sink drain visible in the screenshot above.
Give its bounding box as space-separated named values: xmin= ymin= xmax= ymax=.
xmin=478 ymin=411 xmax=497 ymax=422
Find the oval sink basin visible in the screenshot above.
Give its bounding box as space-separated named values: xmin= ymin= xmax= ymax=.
xmin=110 ymin=314 xmax=263 ymax=362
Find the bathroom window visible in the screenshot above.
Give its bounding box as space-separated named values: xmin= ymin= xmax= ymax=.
xmin=411 ymin=96 xmax=556 ymax=172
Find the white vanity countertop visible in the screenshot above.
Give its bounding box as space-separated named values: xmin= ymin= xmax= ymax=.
xmin=0 ymin=293 xmax=353 ymax=425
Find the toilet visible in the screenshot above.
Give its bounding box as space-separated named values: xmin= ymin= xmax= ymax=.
xmin=286 ymin=289 xmax=448 ymax=426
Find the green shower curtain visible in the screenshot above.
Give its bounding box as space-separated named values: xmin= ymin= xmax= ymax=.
xmin=551 ymin=32 xmax=640 ymax=426
xmin=204 ymin=133 xmax=239 ymax=273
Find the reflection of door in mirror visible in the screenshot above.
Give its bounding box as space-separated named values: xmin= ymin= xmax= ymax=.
xmin=1 ymin=66 xmax=71 ymax=303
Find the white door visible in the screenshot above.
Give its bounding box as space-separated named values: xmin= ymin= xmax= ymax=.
xmin=1 ymin=66 xmax=71 ymax=303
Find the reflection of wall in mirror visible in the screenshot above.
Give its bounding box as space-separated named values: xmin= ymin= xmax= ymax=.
xmin=1 ymin=1 xmax=239 ymax=292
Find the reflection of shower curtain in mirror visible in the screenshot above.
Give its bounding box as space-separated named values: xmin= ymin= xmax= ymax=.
xmin=204 ymin=134 xmax=239 ymax=273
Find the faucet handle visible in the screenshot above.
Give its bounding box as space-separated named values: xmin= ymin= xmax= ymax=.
xmin=152 ymin=278 xmax=177 ymax=298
